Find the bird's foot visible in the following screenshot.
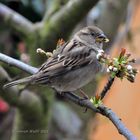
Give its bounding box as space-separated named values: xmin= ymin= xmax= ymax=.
xmin=79 ymin=89 xmax=89 ymax=100
xmin=78 ymin=89 xmax=90 ymax=113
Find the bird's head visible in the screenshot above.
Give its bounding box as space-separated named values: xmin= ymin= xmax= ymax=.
xmin=75 ymin=26 xmax=109 ymax=50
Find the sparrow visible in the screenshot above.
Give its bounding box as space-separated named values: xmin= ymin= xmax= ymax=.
xmin=3 ymin=26 xmax=109 ymax=92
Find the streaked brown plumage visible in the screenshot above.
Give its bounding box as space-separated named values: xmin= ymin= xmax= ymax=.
xmin=4 ymin=26 xmax=109 ymax=92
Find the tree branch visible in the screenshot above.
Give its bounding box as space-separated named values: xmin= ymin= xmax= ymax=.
xmin=0 ymin=53 xmax=137 ymax=140
xmin=0 ymin=3 xmax=34 ymax=38
xmin=98 ymin=105 xmax=137 ymax=140
xmin=61 ymin=92 xmax=100 ymax=113
xmin=100 ymin=77 xmax=115 ymax=100
xmin=40 ymin=0 xmax=99 ymax=50
xmin=62 ymin=92 xmax=137 ymax=140
xmin=0 ymin=53 xmax=38 ymax=74
xmin=43 ymin=0 xmax=69 ymax=20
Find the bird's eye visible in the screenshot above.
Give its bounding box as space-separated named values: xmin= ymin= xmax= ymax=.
xmin=91 ymin=33 xmax=95 ymax=36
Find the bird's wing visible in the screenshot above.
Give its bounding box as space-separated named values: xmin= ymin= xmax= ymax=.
xmin=33 ymin=43 xmax=96 ymax=84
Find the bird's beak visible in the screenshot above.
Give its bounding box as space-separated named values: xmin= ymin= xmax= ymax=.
xmin=95 ymin=34 xmax=109 ymax=43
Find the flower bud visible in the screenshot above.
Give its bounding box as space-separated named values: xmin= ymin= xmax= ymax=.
xmin=36 ymin=48 xmax=43 ymax=53
xmin=133 ymin=69 xmax=139 ymax=74
xmin=96 ymin=53 xmax=102 ymax=60
xmin=98 ymin=50 xmax=104 ymax=54
xmin=127 ymin=75 xmax=134 ymax=83
xmin=131 ymin=74 xmax=135 ymax=78
xmin=119 ymin=48 xmax=126 ymax=58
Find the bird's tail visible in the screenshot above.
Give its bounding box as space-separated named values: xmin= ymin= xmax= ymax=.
xmin=3 ymin=76 xmax=33 ymax=89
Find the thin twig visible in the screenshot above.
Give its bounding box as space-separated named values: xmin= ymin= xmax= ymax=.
xmin=0 ymin=53 xmax=137 ymax=140
xmin=100 ymin=77 xmax=115 ymax=100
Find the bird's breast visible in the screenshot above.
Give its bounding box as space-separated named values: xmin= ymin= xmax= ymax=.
xmin=51 ymin=60 xmax=101 ymax=92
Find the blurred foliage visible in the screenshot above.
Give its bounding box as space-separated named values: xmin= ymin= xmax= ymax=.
xmin=21 ymin=0 xmax=45 ymax=15
xmin=0 ymin=0 xmax=46 ymax=75
xmin=0 ymin=0 xmax=42 ymax=22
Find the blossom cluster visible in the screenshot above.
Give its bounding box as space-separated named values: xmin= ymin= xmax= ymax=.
xmin=96 ymin=48 xmax=138 ymax=82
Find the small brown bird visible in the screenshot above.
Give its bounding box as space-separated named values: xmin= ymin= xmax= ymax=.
xmin=4 ymin=26 xmax=109 ymax=92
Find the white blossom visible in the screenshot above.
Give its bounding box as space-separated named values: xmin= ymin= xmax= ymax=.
xmin=127 ymin=65 xmax=133 ymax=71
xmin=108 ymin=66 xmax=113 ymax=71
xmin=113 ymin=67 xmax=118 ymax=72
xmin=107 ymin=68 xmax=110 ymax=73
